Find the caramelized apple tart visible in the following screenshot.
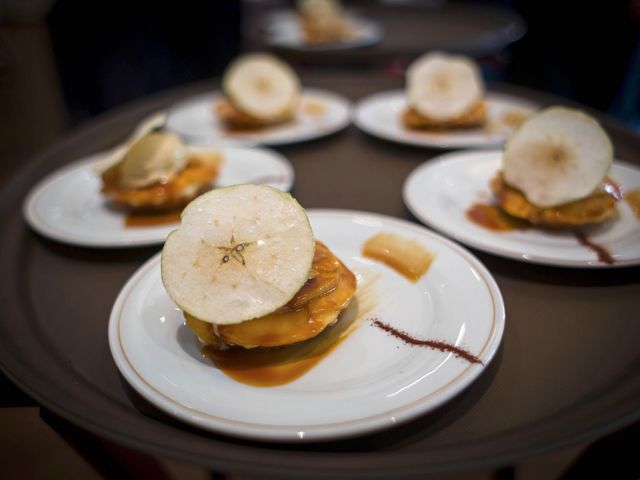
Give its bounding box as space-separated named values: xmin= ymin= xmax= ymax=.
xmin=184 ymin=241 xmax=356 ymax=349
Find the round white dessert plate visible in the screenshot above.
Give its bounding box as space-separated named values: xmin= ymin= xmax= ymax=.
xmin=354 ymin=90 xmax=538 ymax=149
xmin=108 ymin=210 xmax=505 ymax=442
xmin=264 ymin=10 xmax=383 ymax=51
xmin=23 ymin=147 xmax=294 ymax=248
xmin=166 ymin=88 xmax=351 ymax=146
xmin=403 ymin=150 xmax=640 ymax=267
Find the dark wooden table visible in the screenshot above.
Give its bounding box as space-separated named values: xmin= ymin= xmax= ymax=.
xmin=1 ymin=71 xmax=639 ymax=478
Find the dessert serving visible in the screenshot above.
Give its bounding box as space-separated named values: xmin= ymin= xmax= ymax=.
xmin=216 ymin=54 xmax=301 ymax=130
xmin=296 ymin=0 xmax=356 ymax=44
xmin=161 ymin=184 xmax=357 ymax=354
xmin=403 ymin=51 xmax=487 ymax=130
xmin=101 ymin=130 xmax=222 ymax=213
xmin=485 ymin=107 xmax=618 ymax=229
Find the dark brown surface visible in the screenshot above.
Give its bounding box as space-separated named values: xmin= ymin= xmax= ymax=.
xmin=245 ymin=2 xmax=526 ymax=64
xmin=1 ymin=72 xmax=640 ymax=479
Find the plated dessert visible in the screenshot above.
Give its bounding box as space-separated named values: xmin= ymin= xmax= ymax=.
xmin=161 ymin=185 xmax=357 ymax=384
xmin=101 ymin=130 xmax=222 ymax=214
xmin=166 ymin=56 xmax=351 ymax=145
xmin=470 ymin=107 xmax=619 ymax=231
xmin=403 ymin=107 xmax=640 ymax=267
xmin=353 ymin=54 xmax=537 ymax=149
xmin=23 ymin=111 xmax=294 ymax=247
xmin=296 ymin=0 xmax=356 ymax=44
xmin=263 ymin=0 xmax=381 ymax=52
xmin=109 ymin=208 xmax=504 ymax=440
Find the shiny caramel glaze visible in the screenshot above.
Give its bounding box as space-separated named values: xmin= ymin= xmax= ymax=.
xmin=302 ymin=99 xmax=326 ymax=116
xmin=195 ymin=268 xmax=377 ymax=388
xmin=626 ymin=188 xmax=640 ymax=219
xmin=490 ymin=173 xmax=618 ymax=228
xmin=101 ymin=151 xmax=221 ymax=212
xmin=185 ymin=241 xmax=357 ymax=349
xmin=466 ymin=203 xmax=530 ymax=232
xmin=125 ymin=211 xmax=182 ymax=227
xmin=500 ymin=109 xmax=529 ymax=129
xmin=402 ymin=100 xmax=486 ymax=130
xmin=215 ymin=99 xmax=295 ymax=130
xmin=362 ymin=233 xmax=435 ymax=283
xmin=202 ymin=329 xmax=348 ymax=387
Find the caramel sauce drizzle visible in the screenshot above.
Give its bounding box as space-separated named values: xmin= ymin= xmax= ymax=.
xmin=302 ymin=100 xmax=326 ymax=116
xmin=466 ymin=203 xmax=530 ymax=232
xmin=574 ymin=232 xmax=615 ymax=265
xmin=125 ymin=211 xmax=181 ymax=227
xmin=625 ymin=188 xmax=640 ymax=219
xmin=201 ymin=275 xmax=380 ymax=387
xmin=362 ymin=233 xmax=435 ymax=282
xmin=467 ymin=176 xmax=626 ymax=264
xmin=202 ymin=337 xmax=347 ymax=388
xmin=500 ymin=110 xmax=528 ymax=129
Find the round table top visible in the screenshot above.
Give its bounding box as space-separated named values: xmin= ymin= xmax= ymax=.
xmin=246 ymin=1 xmax=526 ymax=63
xmin=1 ymin=72 xmax=639 ymax=478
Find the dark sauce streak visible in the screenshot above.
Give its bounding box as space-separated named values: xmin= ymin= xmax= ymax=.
xmin=371 ymin=319 xmax=483 ymax=365
xmin=574 ymin=232 xmax=615 ymax=265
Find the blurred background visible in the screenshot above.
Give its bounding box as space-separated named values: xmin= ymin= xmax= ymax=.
xmin=1 ymin=0 xmax=640 ymax=478
xmin=1 ymin=0 xmax=639 ymax=186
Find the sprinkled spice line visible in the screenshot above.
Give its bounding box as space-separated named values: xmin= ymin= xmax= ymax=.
xmin=371 ymin=319 xmax=483 ymax=365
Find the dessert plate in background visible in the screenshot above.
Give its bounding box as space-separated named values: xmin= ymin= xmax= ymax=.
xmin=166 ymin=88 xmax=351 ymax=146
xmin=108 ymin=210 xmax=504 ymax=442
xmin=263 ymin=10 xmax=383 ymax=51
xmin=23 ymin=147 xmax=294 ymax=248
xmin=403 ymin=150 xmax=640 ymax=267
xmin=354 ymin=90 xmax=538 ymax=149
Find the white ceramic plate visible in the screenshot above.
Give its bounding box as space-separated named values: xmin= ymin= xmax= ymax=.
xmin=23 ymin=147 xmax=294 ymax=248
xmin=108 ymin=210 xmax=504 ymax=442
xmin=264 ymin=10 xmax=383 ymax=51
xmin=354 ymin=90 xmax=539 ymax=149
xmin=166 ymin=88 xmax=351 ymax=146
xmin=403 ymin=150 xmax=640 ymax=267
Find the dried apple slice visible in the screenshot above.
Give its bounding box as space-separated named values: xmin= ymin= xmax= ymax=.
xmin=161 ymin=185 xmax=315 ymax=325
xmin=503 ymin=107 xmax=613 ymax=207
xmin=222 ymin=54 xmax=300 ymax=122
xmin=407 ymin=51 xmax=484 ymax=121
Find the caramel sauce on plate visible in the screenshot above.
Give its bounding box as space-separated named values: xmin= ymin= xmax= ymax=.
xmin=466 ymin=203 xmax=530 ymax=232
xmin=362 ymin=233 xmax=435 ymax=282
xmin=202 ymin=332 xmax=348 ymax=387
xmin=625 ymin=188 xmax=640 ymax=219
xmin=201 ymin=276 xmax=379 ymax=387
xmin=372 ymin=319 xmax=482 ymax=364
xmin=500 ymin=110 xmax=528 ymax=129
xmin=188 ymin=245 xmax=381 ymax=387
xmin=574 ymin=232 xmax=615 ymax=265
xmin=125 ymin=211 xmax=181 ymax=227
xmin=302 ymin=100 xmax=326 ymax=116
